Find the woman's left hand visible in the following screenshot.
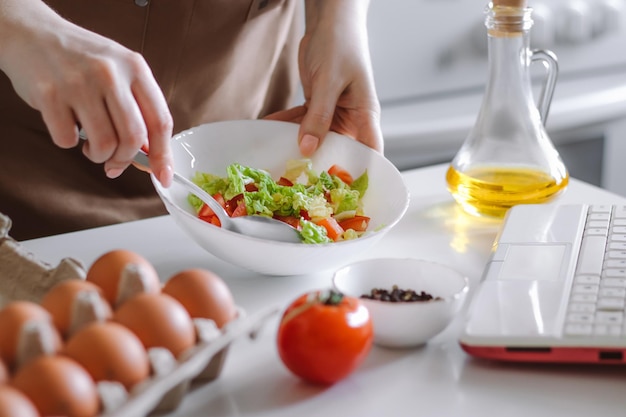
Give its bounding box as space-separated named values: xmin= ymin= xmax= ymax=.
xmin=264 ymin=0 xmax=383 ymax=157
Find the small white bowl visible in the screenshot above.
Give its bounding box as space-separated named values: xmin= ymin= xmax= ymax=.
xmin=332 ymin=258 xmax=469 ymax=348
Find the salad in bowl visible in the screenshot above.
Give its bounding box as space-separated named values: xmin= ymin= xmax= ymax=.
xmin=188 ymin=159 xmax=372 ymax=244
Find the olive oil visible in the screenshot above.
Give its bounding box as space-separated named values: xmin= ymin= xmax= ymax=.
xmin=446 ymin=165 xmax=569 ymax=218
xmin=446 ymin=2 xmax=568 ymax=218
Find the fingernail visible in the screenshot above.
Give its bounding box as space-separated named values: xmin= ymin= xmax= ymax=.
xmin=300 ymin=134 xmax=319 ymax=156
xmin=159 ymin=164 xmax=173 ymax=187
xmin=106 ymin=168 xmax=124 ymax=179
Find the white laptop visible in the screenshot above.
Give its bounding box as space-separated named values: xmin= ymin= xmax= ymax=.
xmin=459 ymin=203 xmax=626 ymax=364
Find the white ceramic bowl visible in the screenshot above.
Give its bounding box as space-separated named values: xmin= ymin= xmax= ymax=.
xmin=152 ymin=120 xmax=409 ymax=276
xmin=332 ymin=258 xmax=469 ymax=348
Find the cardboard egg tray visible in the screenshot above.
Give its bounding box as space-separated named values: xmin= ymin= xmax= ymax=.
xmin=0 ymin=212 xmax=278 ymax=417
xmin=0 ymin=213 xmax=86 ymax=306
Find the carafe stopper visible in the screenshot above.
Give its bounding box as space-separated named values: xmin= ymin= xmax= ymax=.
xmin=492 ymin=0 xmax=526 ymax=7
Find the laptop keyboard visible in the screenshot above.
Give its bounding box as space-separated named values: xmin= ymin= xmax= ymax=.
xmin=564 ymin=204 xmax=626 ymax=337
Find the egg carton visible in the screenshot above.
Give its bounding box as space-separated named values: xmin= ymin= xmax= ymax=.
xmin=0 ymin=212 xmax=279 ymax=416
xmin=0 ymin=212 xmax=86 ymax=307
xmin=98 ymin=306 xmax=278 ymax=416
xmin=18 ymin=303 xmax=278 ymax=417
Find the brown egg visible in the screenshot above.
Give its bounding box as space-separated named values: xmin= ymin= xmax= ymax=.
xmin=0 ymin=385 xmax=39 ymax=417
xmin=113 ymin=293 xmax=196 ymax=358
xmin=11 ymin=355 xmax=99 ymax=417
xmin=162 ymin=268 xmax=237 ymax=328
xmin=85 ymin=249 xmax=161 ymax=306
xmin=63 ymin=321 xmax=150 ymax=390
xmin=40 ymin=279 xmax=112 ymax=338
xmin=0 ymin=301 xmax=62 ymax=369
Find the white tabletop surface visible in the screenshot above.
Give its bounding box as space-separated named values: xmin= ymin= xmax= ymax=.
xmin=21 ymin=163 xmax=626 ymax=417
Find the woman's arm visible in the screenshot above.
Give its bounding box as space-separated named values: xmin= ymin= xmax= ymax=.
xmin=0 ymin=0 xmax=173 ymax=186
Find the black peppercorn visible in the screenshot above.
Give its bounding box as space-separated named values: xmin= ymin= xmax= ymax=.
xmin=361 ymin=285 xmax=441 ymax=302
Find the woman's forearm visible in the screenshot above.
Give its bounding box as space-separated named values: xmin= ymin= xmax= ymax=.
xmin=0 ymin=0 xmax=64 ymax=70
xmin=303 ymin=0 xmax=370 ymax=32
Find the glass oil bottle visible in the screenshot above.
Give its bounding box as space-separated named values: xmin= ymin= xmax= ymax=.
xmin=446 ymin=0 xmax=569 ymax=219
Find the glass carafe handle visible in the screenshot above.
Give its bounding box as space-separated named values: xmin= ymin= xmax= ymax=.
xmin=530 ymin=49 xmax=559 ymax=124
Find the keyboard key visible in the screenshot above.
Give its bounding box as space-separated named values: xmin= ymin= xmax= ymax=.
xmin=585 ymin=228 xmax=608 ymax=237
xmin=608 ymin=325 xmax=623 ymax=336
xmin=593 ymin=324 xmax=624 ymax=337
xmin=597 ymin=298 xmax=625 ymax=311
xmin=609 ymin=242 xmax=626 ymax=250
xmin=601 ymin=277 xmax=626 ymax=287
xmin=572 ymin=284 xmax=599 ymax=294
xmin=605 ymin=259 xmax=626 ymax=268
xmin=613 ymin=227 xmax=626 ymax=234
xmin=589 ymin=213 xmax=611 ymax=222
xmin=588 ymin=220 xmax=610 ymax=229
xmin=564 ymin=323 xmax=593 ymax=336
xmin=571 ymin=293 xmax=598 ymax=303
xmin=576 ymin=236 xmax=607 ymax=275
xmin=614 ymin=219 xmax=626 ymax=226
xmin=594 ymin=324 xmax=609 ymax=335
xmin=568 ymin=303 xmax=596 ymax=313
xmin=603 ymin=271 xmax=626 ymax=279
xmin=590 ymin=205 xmax=613 ymax=213
xmin=613 ymin=205 xmax=626 ymax=218
xmin=567 ymin=313 xmax=595 ymax=323
xmin=595 ymin=311 xmax=624 ymax=325
xmin=575 ymin=275 xmax=600 ymax=285
xmin=606 ymin=250 xmax=626 ymax=259
xmin=599 ymin=287 xmax=626 ymax=298
xmin=596 ymin=324 xmax=623 ymax=337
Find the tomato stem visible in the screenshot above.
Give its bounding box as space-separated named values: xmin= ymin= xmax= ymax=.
xmin=319 ymin=289 xmax=344 ymax=306
xmin=280 ymin=289 xmax=345 ymax=326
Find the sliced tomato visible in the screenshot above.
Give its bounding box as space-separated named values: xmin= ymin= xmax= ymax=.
xmin=198 ymin=192 xmax=227 ymax=226
xmin=299 ymin=209 xmax=311 ymax=221
xmin=274 ymin=215 xmax=301 ymax=229
xmin=198 ymin=202 xmax=214 ymax=218
xmin=198 ymin=204 xmax=221 ymax=227
xmin=338 ymin=215 xmax=370 ymax=232
xmin=231 ymin=201 xmax=247 ymax=217
xmin=206 ymin=215 xmax=221 ymax=226
xmin=277 ymin=177 xmax=294 ymax=186
xmin=245 ymin=183 xmax=259 ymax=192
xmin=314 ymin=217 xmax=344 ymax=241
xmin=328 ymin=164 xmax=353 ymax=185
xmin=225 ymin=194 xmax=244 ymax=216
xmin=213 ymin=193 xmax=227 ymax=209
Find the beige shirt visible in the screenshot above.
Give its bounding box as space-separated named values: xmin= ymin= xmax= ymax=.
xmin=0 ymin=0 xmax=301 ymax=240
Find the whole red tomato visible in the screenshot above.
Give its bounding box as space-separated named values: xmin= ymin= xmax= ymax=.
xmin=277 ymin=289 xmax=374 ymax=385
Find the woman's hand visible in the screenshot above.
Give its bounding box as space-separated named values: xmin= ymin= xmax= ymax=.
xmin=0 ymin=0 xmax=173 ymax=186
xmin=265 ymin=0 xmax=383 ymax=157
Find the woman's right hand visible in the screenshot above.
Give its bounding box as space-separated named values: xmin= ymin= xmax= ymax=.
xmin=0 ymin=0 xmax=173 ymax=186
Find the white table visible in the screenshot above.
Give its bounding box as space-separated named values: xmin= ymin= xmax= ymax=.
xmin=22 ymin=164 xmax=626 ymax=417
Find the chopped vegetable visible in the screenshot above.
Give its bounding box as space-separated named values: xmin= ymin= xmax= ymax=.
xmin=328 ymin=164 xmax=354 ymax=185
xmin=313 ymin=217 xmax=344 ymax=242
xmin=277 ymin=289 xmax=374 ymax=384
xmin=338 ymin=215 xmax=370 ymax=232
xmin=188 ymin=160 xmax=370 ymax=244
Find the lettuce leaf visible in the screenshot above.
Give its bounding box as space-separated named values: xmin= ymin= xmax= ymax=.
xmin=299 ymin=219 xmax=332 ymax=244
